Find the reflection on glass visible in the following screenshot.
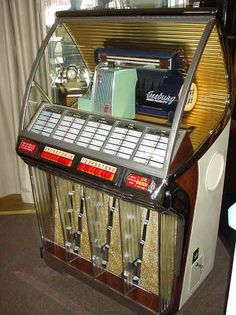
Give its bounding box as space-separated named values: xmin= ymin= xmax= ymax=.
xmin=71 ymin=0 xmax=190 ymax=9
xmin=48 ymin=25 xmax=90 ymax=107
xmin=119 ymin=200 xmax=146 ymax=290
xmin=26 ymin=23 xmax=90 ymax=124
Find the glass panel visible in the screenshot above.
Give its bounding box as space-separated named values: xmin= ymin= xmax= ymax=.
xmin=106 ymin=197 xmax=123 ymax=276
xmin=47 ymin=24 xmax=90 ymax=107
xmin=139 ymin=210 xmax=159 ymax=296
xmin=63 ymin=17 xmax=203 ymax=179
xmin=159 ymin=210 xmax=184 ymax=311
xmin=119 ymin=200 xmax=146 ymax=291
xmin=71 ymin=0 xmax=192 ymax=10
xmin=83 ymin=187 xmax=109 ymax=275
xmin=55 ymin=179 xmax=80 ymax=252
xmin=129 ymin=0 xmax=188 ymax=8
xmin=29 ymin=167 xmax=64 ymax=249
xmin=118 ymin=200 xmax=161 ymax=312
xmin=22 ymin=16 xmax=228 ymax=181
xmin=54 ymin=178 xmax=91 ymax=261
xmin=30 ymin=166 xmax=186 ymax=313
xmin=63 ymin=17 xmax=228 ymax=177
xmin=24 ymin=23 xmax=90 ymax=128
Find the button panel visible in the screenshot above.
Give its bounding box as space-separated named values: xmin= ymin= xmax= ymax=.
xmin=29 ymin=107 xmax=169 ymax=169
xmin=26 ymin=104 xmax=186 ymax=177
xmin=31 ymin=109 xmax=62 ymax=137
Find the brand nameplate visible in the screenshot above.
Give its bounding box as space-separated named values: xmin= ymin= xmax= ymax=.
xmin=146 ymin=91 xmax=176 ymax=105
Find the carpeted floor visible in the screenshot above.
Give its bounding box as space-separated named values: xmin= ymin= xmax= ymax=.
xmin=0 ymin=213 xmax=232 ymax=315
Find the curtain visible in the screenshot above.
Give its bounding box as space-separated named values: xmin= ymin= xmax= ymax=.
xmin=0 ymin=0 xmax=46 ymax=202
xmin=45 ymin=0 xmax=71 ymax=27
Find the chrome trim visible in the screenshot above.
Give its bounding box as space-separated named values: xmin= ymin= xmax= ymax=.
xmin=58 ymin=15 xmax=213 ymax=24
xmin=215 ymin=18 xmax=234 ymax=109
xmin=164 ymin=17 xmax=215 ymax=178
xmin=33 ymin=81 xmax=53 ymax=104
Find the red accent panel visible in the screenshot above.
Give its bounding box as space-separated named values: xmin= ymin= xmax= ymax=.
xmin=77 ymin=159 xmax=116 ymax=181
xmin=126 ymin=173 xmax=151 ymax=191
xmin=40 ymin=151 xmax=73 ymax=167
xmin=77 ymin=162 xmax=115 ymax=180
xmin=96 ymin=271 xmax=125 ymax=294
xmin=128 ymin=286 xmax=159 ymax=311
xmin=18 ymin=139 xmax=38 ymax=154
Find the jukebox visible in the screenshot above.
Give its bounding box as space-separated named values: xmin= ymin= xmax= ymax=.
xmin=16 ymin=7 xmax=234 ymax=315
